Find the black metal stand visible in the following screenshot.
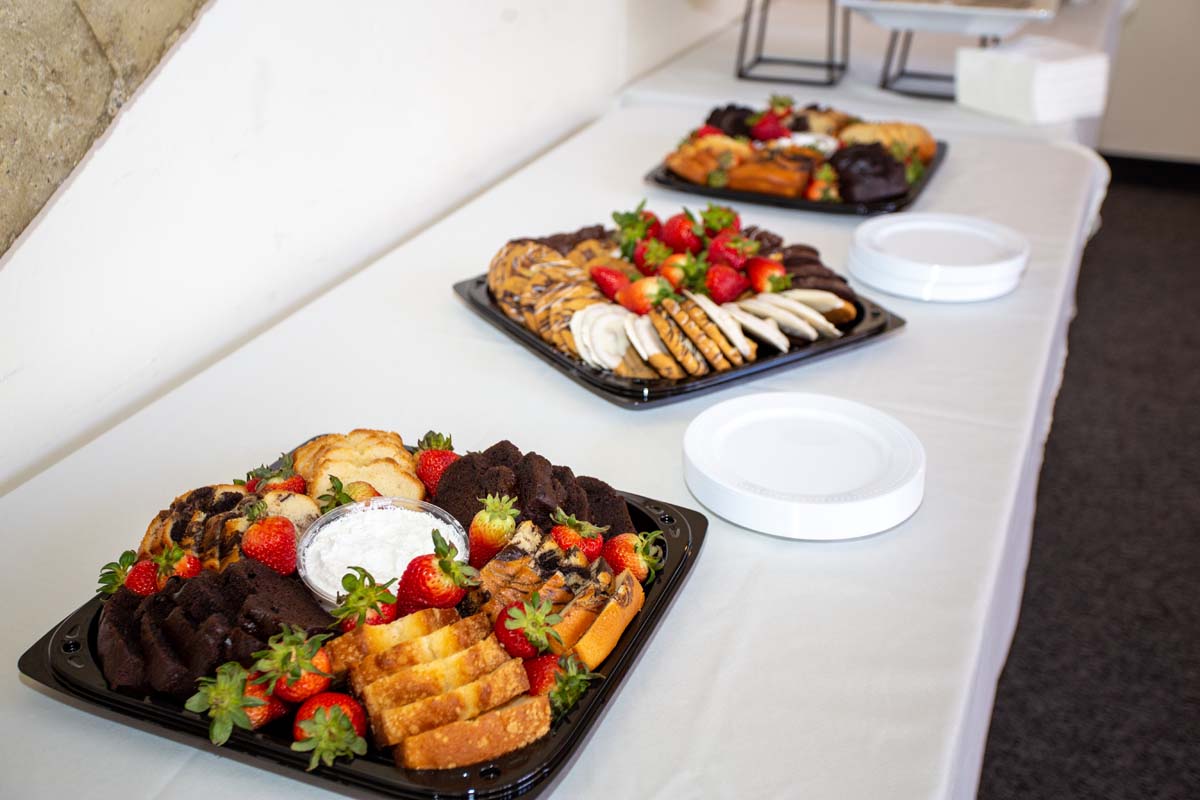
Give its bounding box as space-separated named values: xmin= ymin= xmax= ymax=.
xmin=878 ymin=31 xmax=1000 ymax=101
xmin=735 ymin=0 xmax=850 ymax=86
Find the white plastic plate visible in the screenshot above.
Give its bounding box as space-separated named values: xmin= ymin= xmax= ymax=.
xmin=836 ymin=0 xmax=1056 ymax=38
xmin=683 ymin=392 xmax=925 ymax=540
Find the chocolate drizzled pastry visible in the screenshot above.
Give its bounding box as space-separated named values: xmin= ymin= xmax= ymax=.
xmin=829 ymin=143 xmax=908 ymax=204
xmin=740 ymin=225 xmax=784 ymax=256
xmin=511 ymin=225 xmax=610 ymax=257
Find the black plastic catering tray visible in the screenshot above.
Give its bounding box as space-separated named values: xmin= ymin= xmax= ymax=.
xmin=19 ymin=490 xmax=707 ymax=799
xmin=455 ymin=275 xmax=906 ymax=409
xmin=645 ymin=141 xmax=948 ymax=216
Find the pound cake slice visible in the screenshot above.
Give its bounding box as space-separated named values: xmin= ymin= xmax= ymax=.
xmin=362 ymin=636 xmax=509 ymax=718
xmin=350 ymin=613 xmax=491 ymax=694
xmin=399 ymin=694 xmax=552 ymax=770
xmin=328 ymin=607 xmax=459 ymax=675
xmin=374 ymin=657 xmax=529 ymax=747
xmin=572 ymin=569 xmax=645 ymax=670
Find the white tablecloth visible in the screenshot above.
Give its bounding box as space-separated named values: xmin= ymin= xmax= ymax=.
xmin=622 ymin=0 xmax=1124 ymax=148
xmin=1 ymin=106 xmax=1105 ymax=799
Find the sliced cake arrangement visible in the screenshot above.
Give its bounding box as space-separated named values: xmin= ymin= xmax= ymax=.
xmin=486 ymin=201 xmax=863 ymax=381
xmin=92 ymin=428 xmax=667 ymax=777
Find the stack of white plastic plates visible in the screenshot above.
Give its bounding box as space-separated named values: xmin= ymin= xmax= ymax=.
xmin=683 ymin=392 xmax=925 ymax=541
xmin=848 ymin=213 xmax=1031 ymax=302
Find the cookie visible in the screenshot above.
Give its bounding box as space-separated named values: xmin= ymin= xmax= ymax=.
xmin=649 ymin=309 xmax=709 ymax=377
xmin=661 ymin=298 xmax=731 ymax=372
xmin=681 ymin=299 xmax=743 ymax=366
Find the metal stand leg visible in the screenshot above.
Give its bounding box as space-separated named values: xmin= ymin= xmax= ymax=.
xmin=879 ymin=30 xmax=999 ymax=101
xmin=735 ymin=0 xmax=850 ymax=86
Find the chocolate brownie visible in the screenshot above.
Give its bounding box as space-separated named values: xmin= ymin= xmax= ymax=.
xmin=829 ymin=143 xmax=908 ymax=204
xmin=576 ymin=476 xmax=635 ymax=539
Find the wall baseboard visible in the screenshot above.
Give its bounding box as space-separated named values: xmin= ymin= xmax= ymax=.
xmin=1101 ymin=154 xmax=1200 ymax=192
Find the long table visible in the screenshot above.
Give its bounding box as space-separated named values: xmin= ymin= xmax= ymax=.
xmin=2 ymin=105 xmax=1105 ymax=799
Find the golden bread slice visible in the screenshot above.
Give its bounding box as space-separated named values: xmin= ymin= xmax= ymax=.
xmin=373 ymin=657 xmax=529 ymax=748
xmin=309 ymin=456 xmax=426 ymax=503
xmin=258 ymin=490 xmax=321 ymax=533
xmin=293 ymin=434 xmax=338 ymax=481
xmin=573 ymin=569 xmax=645 ymax=670
xmin=328 ymin=607 xmax=459 ymax=675
xmin=549 ymin=582 xmax=611 ymax=655
xmin=350 ymin=613 xmax=491 ymax=694
xmin=362 ymin=636 xmax=510 ymax=716
xmin=399 ymin=694 xmax=551 ymax=770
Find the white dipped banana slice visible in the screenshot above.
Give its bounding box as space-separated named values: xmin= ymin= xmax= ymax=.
xmin=723 ymin=304 xmax=790 ymax=352
xmin=755 ymin=293 xmax=842 ymax=339
xmin=736 ymin=297 xmax=818 ymax=341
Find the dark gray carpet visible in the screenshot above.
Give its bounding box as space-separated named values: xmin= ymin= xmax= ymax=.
xmin=978 ymin=169 xmax=1200 ymax=799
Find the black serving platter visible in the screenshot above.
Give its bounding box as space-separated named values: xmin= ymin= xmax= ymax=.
xmin=455 ymin=275 xmax=905 ymax=409
xmin=645 ymin=141 xmax=948 ymax=215
xmin=19 ymin=490 xmax=707 ymax=799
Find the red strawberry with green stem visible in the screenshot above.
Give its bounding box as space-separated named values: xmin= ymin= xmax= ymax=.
xmin=549 ymin=508 xmax=607 ymax=562
xmin=153 ymin=544 xmax=202 ymax=589
xmin=705 ymin=264 xmax=750 ymax=304
xmin=660 ymin=210 xmax=705 ymax=255
xmin=97 ymin=550 xmax=160 ymax=597
xmin=468 ymin=494 xmax=520 ymax=569
xmin=707 ymin=231 xmax=760 ymax=270
xmin=236 ymin=453 xmax=306 ymax=495
xmin=291 ymin=692 xmax=368 ymax=771
xmin=415 ymin=431 xmax=460 ymax=497
xmin=700 ymin=204 xmax=741 ymax=238
xmin=691 ymin=124 xmax=725 ymax=140
xmin=252 ymin=624 xmax=333 ymax=703
xmin=241 ymin=515 xmax=298 ymax=575
xmin=745 ymin=257 xmax=793 ymax=293
xmin=611 ymin=200 xmax=662 ymax=259
xmin=615 ymin=276 xmax=674 ymax=315
xmin=523 ymin=653 xmax=601 ymax=718
xmin=601 ymin=530 xmax=666 ymax=584
xmin=331 ymin=566 xmax=399 ymax=632
xmin=590 ymin=264 xmax=631 ymax=300
xmin=768 ymin=93 xmax=795 ymax=118
xmin=657 ymin=252 xmax=707 ymax=292
xmin=633 ymin=238 xmax=673 ymax=275
xmin=494 ymin=592 xmax=562 ymax=659
xmin=749 ymin=111 xmax=790 ymax=141
xmin=185 ymin=662 xmax=283 ymax=745
xmin=394 ymin=529 xmax=479 ymax=614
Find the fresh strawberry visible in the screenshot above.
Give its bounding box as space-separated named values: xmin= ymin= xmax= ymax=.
xmin=394 ymin=529 xmax=480 ymax=614
xmin=244 ymin=672 xmax=290 ymax=729
xmin=236 ymin=453 xmax=306 ymax=495
xmin=692 ymin=124 xmax=725 ymax=140
xmin=768 ymin=93 xmax=795 ymax=118
xmin=549 ymin=507 xmax=607 ymax=562
xmin=291 ymin=692 xmax=368 ymax=771
xmin=185 ymin=662 xmax=280 ymax=745
xmin=253 ymin=624 xmax=333 ymax=703
xmin=523 ymin=653 xmax=601 ymax=718
xmin=705 ymin=264 xmax=750 ymax=304
xmin=657 ymin=252 xmax=707 ymax=292
xmin=415 ymin=431 xmax=460 ymax=498
xmin=331 ymin=566 xmax=399 ymax=632
xmin=700 ymin=203 xmax=741 ymax=238
xmin=707 ymin=231 xmax=760 ymax=270
xmin=494 ymin=592 xmax=562 ymax=659
xmin=611 ymin=200 xmax=662 ymax=259
xmin=316 ymin=475 xmax=352 ymax=514
xmin=602 ymin=530 xmax=666 ymax=583
xmin=749 ymin=112 xmax=790 ymax=141
xmin=97 ymin=550 xmax=159 ymax=597
xmin=345 ymin=481 xmax=381 ymax=502
xmin=632 ymin=238 xmax=672 ymax=275
xmin=241 ymin=515 xmax=298 ymax=575
xmin=615 ymin=276 xmax=673 ymax=315
xmin=660 ymin=210 xmax=704 ymax=255
xmin=590 ymin=265 xmax=631 ymax=300
xmin=745 ymin=256 xmax=793 ymax=293
xmin=468 ymin=494 xmax=520 ymax=569
xmin=805 ymin=163 xmax=840 ymax=202
xmin=152 ymin=544 xmax=202 ymax=589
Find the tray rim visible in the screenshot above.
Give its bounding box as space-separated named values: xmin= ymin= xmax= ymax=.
xmin=644 ymin=140 xmax=949 ymax=215
xmin=18 ymin=488 xmax=707 ymax=800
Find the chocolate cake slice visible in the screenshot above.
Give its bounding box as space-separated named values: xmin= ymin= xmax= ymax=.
xmin=576 ymin=476 xmax=635 ymax=538
xmin=96 ymin=588 xmax=146 ymax=692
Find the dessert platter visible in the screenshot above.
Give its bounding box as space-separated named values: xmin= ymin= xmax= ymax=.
xmin=19 ymin=428 xmax=706 ymax=799
xmin=645 ymin=96 xmax=947 ymax=214
xmin=454 ymin=201 xmax=906 ymax=407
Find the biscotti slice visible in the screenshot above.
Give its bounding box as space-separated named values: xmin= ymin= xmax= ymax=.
xmin=350 ymin=613 xmax=491 ymax=694
xmin=362 ymin=636 xmax=510 ymax=717
xmin=374 ymin=657 xmax=529 ymax=747
xmin=398 ymin=695 xmax=552 ymax=770
xmin=328 ymin=607 xmax=459 ymax=675
xmin=572 ymin=569 xmax=645 ymax=670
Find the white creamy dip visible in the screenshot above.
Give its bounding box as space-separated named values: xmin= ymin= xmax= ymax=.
xmin=303 ymin=506 xmax=451 ymax=601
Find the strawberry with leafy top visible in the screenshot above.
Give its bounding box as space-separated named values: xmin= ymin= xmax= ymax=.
xmin=549 ymin=508 xmax=607 ymax=562
xmin=707 ymin=231 xmax=760 ymax=271
xmin=657 ymin=252 xmax=707 ymax=292
xmin=632 ymin=238 xmax=672 ymax=276
xmin=745 ymin=257 xmax=793 ymax=293
xmin=768 ymin=93 xmax=795 ymax=118
xmin=660 ymin=210 xmax=705 ymax=255
xmin=700 ymin=203 xmax=741 ymax=238
xmin=615 ymin=276 xmax=673 ymax=316
xmin=253 ymin=624 xmax=333 ymax=703
xmin=524 ymin=653 xmax=602 ymax=718
xmin=590 ymin=264 xmax=631 ymax=300
xmin=692 ymin=124 xmax=725 ymax=140
xmin=331 ymin=566 xmax=399 ymax=632
xmin=415 ymin=431 xmax=460 ymax=498
xmin=291 ymin=692 xmax=368 ymax=771
xmin=152 ymin=544 xmax=202 ymax=589
xmin=468 ymin=494 xmax=520 ymax=569
xmin=241 ymin=515 xmax=297 ymax=575
xmin=494 ymin=592 xmax=562 ymax=659
xmin=749 ymin=108 xmax=791 ymax=141
xmin=236 ymin=453 xmax=307 ymax=495
xmin=97 ymin=550 xmax=160 ymax=597
xmin=394 ymin=529 xmax=479 ymax=615
xmin=705 ymin=264 xmax=750 ymax=304
xmin=805 ymin=163 xmax=840 ymax=202
xmin=602 ymin=530 xmax=666 ymax=583
xmin=186 ymin=662 xmax=286 ymax=745
xmin=317 ymin=475 xmax=378 ymax=514
xmin=611 ymin=200 xmax=662 ymax=259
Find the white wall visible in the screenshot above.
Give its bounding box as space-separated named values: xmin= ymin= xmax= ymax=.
xmin=1100 ymin=0 xmax=1200 ymax=162
xmin=0 ymin=0 xmax=740 ymax=494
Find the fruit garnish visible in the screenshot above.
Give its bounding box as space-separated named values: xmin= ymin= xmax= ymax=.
xmin=291 ymin=692 xmax=368 ymax=771
xmin=590 ymin=264 xmax=632 ymax=300
xmin=705 ymin=264 xmax=750 ymax=304
xmin=700 ymin=203 xmax=740 ymax=238
xmin=524 ymin=653 xmax=602 ymax=719
xmin=468 ymin=494 xmax=520 ymax=570
xmin=632 ymin=238 xmax=672 ymax=275
xmin=241 ymin=515 xmax=298 ymax=575
xmin=745 ymin=257 xmax=792 ymax=294
xmin=415 ymin=431 xmax=461 ymax=498
xmin=707 ymin=231 xmax=760 ymax=270
xmin=660 ymin=210 xmax=705 ymax=255
xmin=601 ymin=530 xmax=666 ymax=584
xmin=805 ymin=163 xmax=840 ymax=202
xmin=615 ymin=276 xmax=674 ymax=316
xmin=317 ymin=475 xmax=352 ymax=514
xmin=393 ymin=529 xmax=480 ymax=615
xmin=549 ymin=507 xmax=607 ymax=562
xmin=611 ymin=200 xmax=662 ymax=259
xmin=97 ymin=550 xmax=150 ymax=596
xmin=152 ymin=544 xmax=202 ymax=589
xmin=252 ymin=623 xmax=332 ymax=702
xmin=494 ymin=591 xmax=563 ymax=659
xmin=185 ymin=662 xmax=270 ymax=745
xmin=234 ymin=453 xmax=306 ymax=494
xmin=331 ymin=566 xmax=398 ymax=633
